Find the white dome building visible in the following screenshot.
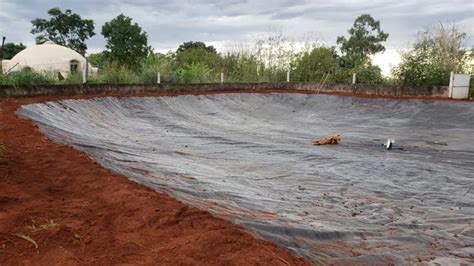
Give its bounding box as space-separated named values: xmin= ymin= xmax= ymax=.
xmin=1 ymin=41 xmax=97 ymax=78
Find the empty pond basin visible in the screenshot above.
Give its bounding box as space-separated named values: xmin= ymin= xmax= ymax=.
xmin=17 ymin=93 xmax=474 ymax=264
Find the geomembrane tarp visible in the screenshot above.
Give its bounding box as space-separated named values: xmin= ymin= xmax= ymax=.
xmin=17 ymin=93 xmax=474 ymax=264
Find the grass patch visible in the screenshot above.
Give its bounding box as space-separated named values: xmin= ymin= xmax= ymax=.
xmin=27 ymin=219 xmax=58 ymax=232
xmin=0 ymin=68 xmax=55 ymax=86
xmin=88 ymin=63 xmax=141 ymax=84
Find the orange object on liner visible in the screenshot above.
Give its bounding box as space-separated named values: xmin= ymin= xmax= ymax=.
xmin=312 ymin=135 xmax=342 ymax=145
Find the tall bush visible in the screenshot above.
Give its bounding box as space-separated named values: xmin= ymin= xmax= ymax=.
xmin=88 ymin=62 xmax=140 ymax=84
xmin=292 ymin=47 xmax=340 ymax=82
xmin=221 ymin=52 xmax=260 ymax=82
xmin=177 ymin=62 xmax=214 ymax=83
xmin=140 ymin=52 xmax=177 ymax=83
xmin=393 ymin=22 xmax=468 ymax=86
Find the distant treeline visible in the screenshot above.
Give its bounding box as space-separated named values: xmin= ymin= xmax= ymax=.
xmin=1 ymin=8 xmax=472 ymax=87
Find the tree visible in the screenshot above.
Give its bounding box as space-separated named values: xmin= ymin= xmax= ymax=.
xmin=352 ymin=64 xmax=384 ymax=84
xmin=465 ymin=47 xmax=474 ymax=74
xmin=101 ymin=14 xmax=150 ymax=67
xmin=292 ymin=47 xmax=340 ymax=82
xmin=221 ymin=52 xmax=260 ymax=82
xmin=3 ymin=42 xmax=26 ymax=59
xmin=31 ymin=7 xmax=95 ymax=55
xmin=176 ymin=41 xmax=217 ymax=54
xmin=87 ymin=52 xmax=108 ymax=69
xmin=337 ymin=14 xmax=389 ymax=67
xmin=175 ymin=41 xmax=221 ymax=70
xmin=393 ymin=22 xmax=468 ymax=86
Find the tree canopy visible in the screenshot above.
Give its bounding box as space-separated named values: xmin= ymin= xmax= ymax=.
xmin=337 ymin=14 xmax=388 ymax=67
xmin=175 ymin=41 xmax=221 ymax=70
xmin=101 ymin=14 xmax=151 ymax=67
xmin=2 ymin=42 xmax=26 ymax=60
xmin=292 ymin=47 xmax=340 ymax=82
xmin=176 ymin=41 xmax=217 ymax=54
xmin=30 ymin=7 xmax=95 ymax=55
xmin=392 ymin=23 xmax=468 ymax=86
xmin=87 ymin=52 xmax=108 ymax=69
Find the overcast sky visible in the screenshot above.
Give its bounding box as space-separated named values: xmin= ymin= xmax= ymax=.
xmin=1 ymin=0 xmax=473 ymax=75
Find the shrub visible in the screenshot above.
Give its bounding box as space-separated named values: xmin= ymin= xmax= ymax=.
xmin=392 ymin=23 xmax=467 ymax=86
xmin=60 ymin=72 xmax=84 ymax=84
xmin=177 ymin=62 xmax=214 ymax=83
xmin=352 ymin=64 xmax=385 ymax=84
xmin=88 ymin=62 xmax=140 ymax=84
xmin=139 ymin=53 xmax=177 ymax=83
xmin=221 ymin=53 xmax=260 ymax=83
xmin=292 ymin=47 xmax=340 ymax=82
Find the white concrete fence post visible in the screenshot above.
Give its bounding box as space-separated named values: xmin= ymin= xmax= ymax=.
xmin=352 ymin=73 xmax=356 ymax=85
xmin=157 ymin=72 xmax=161 ymax=84
xmin=221 ymin=72 xmax=224 ymax=83
xmin=448 ymin=71 xmax=454 ymax=98
xmin=448 ymin=71 xmax=470 ymax=99
xmin=287 ymin=71 xmax=290 ymax=82
xmin=82 ymin=60 xmax=87 ymax=84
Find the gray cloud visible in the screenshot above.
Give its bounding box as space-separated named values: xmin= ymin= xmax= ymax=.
xmin=0 ymin=0 xmax=473 ymax=54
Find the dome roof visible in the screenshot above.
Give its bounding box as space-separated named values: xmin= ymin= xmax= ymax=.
xmin=9 ymin=42 xmax=86 ymax=65
xmin=2 ymin=42 xmax=97 ymax=77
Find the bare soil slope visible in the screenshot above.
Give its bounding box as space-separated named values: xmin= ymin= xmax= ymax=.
xmin=0 ymin=95 xmax=310 ymax=265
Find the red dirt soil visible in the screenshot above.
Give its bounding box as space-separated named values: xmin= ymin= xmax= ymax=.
xmin=0 ymin=94 xmax=311 ymax=265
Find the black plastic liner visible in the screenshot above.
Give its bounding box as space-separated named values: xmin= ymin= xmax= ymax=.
xmin=17 ymin=93 xmax=474 ymax=264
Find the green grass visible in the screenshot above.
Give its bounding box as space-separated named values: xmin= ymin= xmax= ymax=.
xmin=88 ymin=63 xmax=142 ymax=84
xmin=0 ymin=68 xmax=55 ymax=86
xmin=59 ymin=72 xmax=84 ymax=84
